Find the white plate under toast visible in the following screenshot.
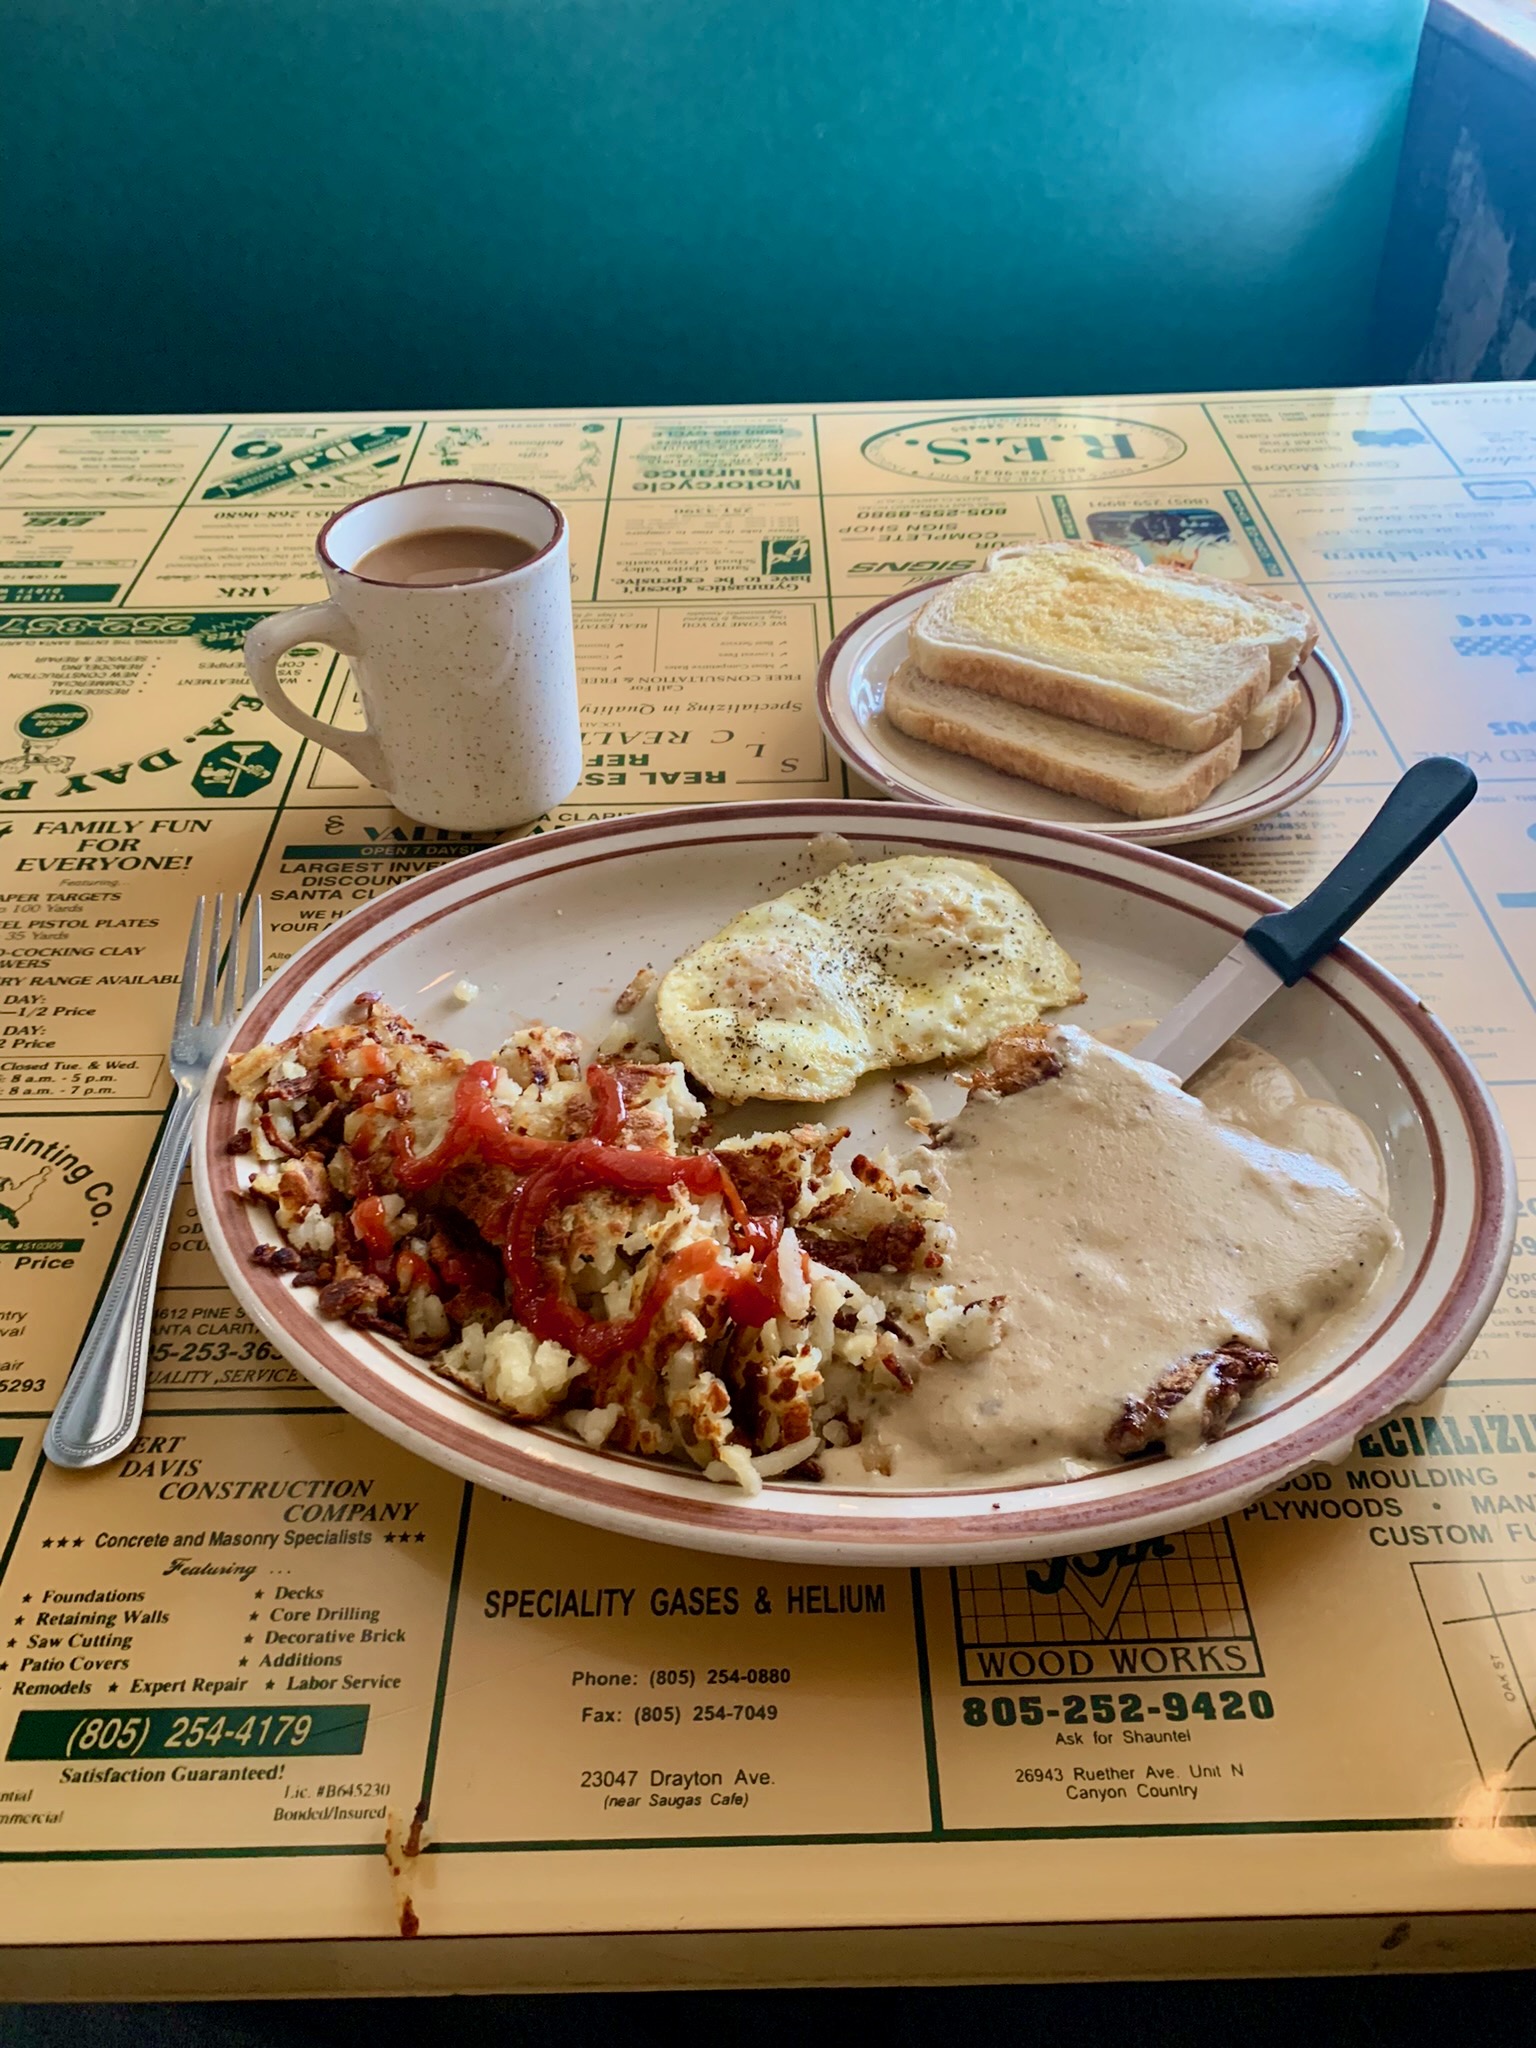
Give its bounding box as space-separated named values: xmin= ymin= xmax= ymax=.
xmin=194 ymin=802 xmax=1512 ymax=1566
xmin=818 ymin=581 xmax=1349 ymax=846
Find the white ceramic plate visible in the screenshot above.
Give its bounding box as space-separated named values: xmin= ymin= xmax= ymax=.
xmin=817 ymin=582 xmax=1349 ymax=845
xmin=194 ymin=802 xmax=1512 ymax=1565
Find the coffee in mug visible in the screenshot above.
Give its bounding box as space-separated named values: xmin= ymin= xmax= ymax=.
xmin=242 ymin=480 xmax=582 ymax=832
xmin=353 ymin=526 xmax=540 ymax=587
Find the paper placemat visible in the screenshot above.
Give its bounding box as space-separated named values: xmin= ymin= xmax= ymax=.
xmin=1 ymin=388 xmax=1533 ymax=1991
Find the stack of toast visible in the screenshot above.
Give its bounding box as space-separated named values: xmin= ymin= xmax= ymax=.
xmin=884 ymin=542 xmax=1319 ymax=819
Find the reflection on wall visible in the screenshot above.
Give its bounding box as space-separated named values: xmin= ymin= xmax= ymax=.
xmin=1373 ymin=0 xmax=1536 ymax=382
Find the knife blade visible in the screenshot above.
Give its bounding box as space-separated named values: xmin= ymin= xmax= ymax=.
xmin=1135 ymin=756 xmax=1478 ymax=1084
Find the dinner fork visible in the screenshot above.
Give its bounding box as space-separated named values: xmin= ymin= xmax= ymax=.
xmin=44 ymin=894 xmax=264 ymax=1470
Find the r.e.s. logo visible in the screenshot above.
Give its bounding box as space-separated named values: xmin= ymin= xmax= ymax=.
xmin=861 ymin=412 xmax=1186 ymax=485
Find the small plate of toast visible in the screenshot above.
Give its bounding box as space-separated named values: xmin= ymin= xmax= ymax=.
xmin=818 ymin=542 xmax=1348 ymax=845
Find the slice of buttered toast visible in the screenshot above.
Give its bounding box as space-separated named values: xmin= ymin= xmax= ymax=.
xmin=1240 ymin=672 xmax=1301 ymax=751
xmin=883 ymin=661 xmax=1242 ymax=820
xmin=909 ymin=542 xmax=1316 ymax=751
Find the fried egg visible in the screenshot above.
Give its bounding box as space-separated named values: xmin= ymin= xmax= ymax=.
xmin=656 ymin=854 xmax=1081 ymax=1101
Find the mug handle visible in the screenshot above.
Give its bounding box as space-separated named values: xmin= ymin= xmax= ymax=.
xmin=244 ymin=602 xmax=387 ymax=788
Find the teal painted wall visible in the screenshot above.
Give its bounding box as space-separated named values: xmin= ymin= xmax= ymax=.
xmin=1 ymin=0 xmax=1428 ymax=411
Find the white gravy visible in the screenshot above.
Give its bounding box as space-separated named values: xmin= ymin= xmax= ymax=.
xmin=824 ymin=1026 xmax=1399 ymax=1489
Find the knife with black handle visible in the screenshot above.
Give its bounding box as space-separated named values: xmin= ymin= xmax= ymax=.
xmin=1135 ymin=756 xmax=1478 ymax=1083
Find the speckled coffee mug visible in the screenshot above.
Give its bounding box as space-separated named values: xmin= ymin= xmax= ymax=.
xmin=243 ymin=479 xmax=581 ymax=831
